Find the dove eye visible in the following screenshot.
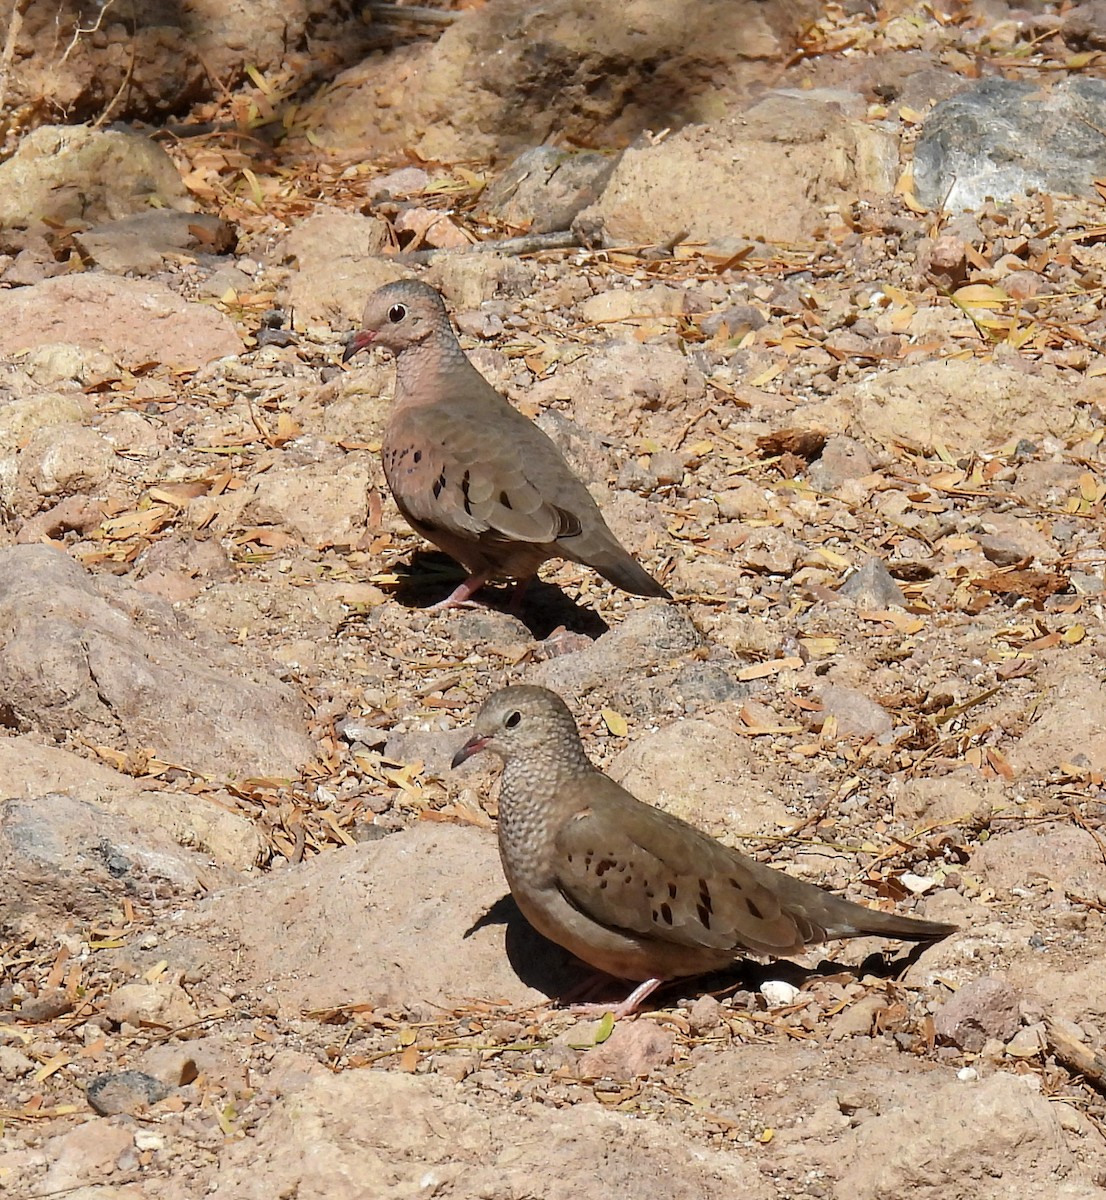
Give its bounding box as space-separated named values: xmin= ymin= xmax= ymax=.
xmin=387 ymin=304 xmax=407 ymax=323
xmin=504 ymin=711 xmax=522 ymax=729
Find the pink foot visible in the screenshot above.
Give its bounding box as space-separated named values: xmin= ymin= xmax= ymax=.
xmin=425 ymin=572 xmax=491 ymax=612
xmin=570 ymin=977 xmax=667 ymax=1019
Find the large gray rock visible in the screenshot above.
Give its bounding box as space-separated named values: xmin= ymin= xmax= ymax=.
xmin=0 ymin=126 xmax=192 ymax=230
xmin=302 ymin=0 xmax=818 ymax=160
xmin=915 ymin=77 xmax=1106 ymax=211
xmin=0 ymin=546 xmax=314 ymax=779
xmin=573 ymin=90 xmax=899 ymax=246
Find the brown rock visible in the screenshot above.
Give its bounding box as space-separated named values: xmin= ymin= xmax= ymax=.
xmin=934 ymin=976 xmax=1020 ymax=1052
xmin=576 ymin=1021 xmax=676 ymax=1079
xmin=0 ymin=275 xmax=242 ymax=371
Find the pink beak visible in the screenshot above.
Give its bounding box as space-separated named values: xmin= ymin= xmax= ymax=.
xmin=342 ymin=329 xmax=376 ymax=363
xmin=451 ymin=733 xmax=490 ymax=769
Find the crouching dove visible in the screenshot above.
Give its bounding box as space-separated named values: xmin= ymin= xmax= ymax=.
xmin=343 ymin=280 xmax=670 ymax=609
xmin=452 ymin=685 xmax=956 ymax=1016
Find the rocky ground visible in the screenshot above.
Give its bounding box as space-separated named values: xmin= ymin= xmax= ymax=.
xmin=3 ymin=1 xmax=1106 ymax=1197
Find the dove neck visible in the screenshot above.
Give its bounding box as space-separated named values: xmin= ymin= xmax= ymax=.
xmin=499 ymin=742 xmax=594 ymax=802
xmin=394 ymin=332 xmax=476 ymax=401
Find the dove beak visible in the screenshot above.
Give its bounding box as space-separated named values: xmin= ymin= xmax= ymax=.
xmin=342 ymin=329 xmax=376 ymax=363
xmin=451 ymin=733 xmax=491 ymax=769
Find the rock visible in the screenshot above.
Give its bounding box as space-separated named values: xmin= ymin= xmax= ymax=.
xmin=814 ymin=685 xmax=894 ymax=744
xmin=0 ymin=792 xmax=236 ymax=936
xmin=891 ymin=775 xmax=999 ymax=825
xmin=972 ymin=824 xmax=1106 ymax=898
xmin=915 ymin=78 xmax=1106 ymax=211
xmin=0 ymin=545 xmax=314 ymax=778
xmin=934 ymin=976 xmax=1020 ymax=1052
xmin=74 ymin=212 xmax=235 ymax=275
xmin=0 ymin=274 xmax=242 ymax=371
xmin=760 ymin=980 xmax=801 ymax=1007
xmin=740 ymin=528 xmax=802 ymax=575
xmin=86 ymin=1070 xmax=171 ymax=1115
xmin=532 ymin=604 xmax=701 ymax=697
xmin=530 ymin=338 xmax=706 ymax=442
xmin=1005 ymin=1023 xmax=1046 ymax=1060
xmin=22 ymin=343 xmax=120 ymax=389
xmin=16 ymin=423 xmax=115 ymax=500
xmin=808 ymin=435 xmax=875 ymax=493
xmin=576 ymin=1021 xmax=676 ymax=1079
xmin=303 ymin=0 xmax=813 ymax=160
xmin=608 ymin=718 xmax=791 ymax=833
xmin=185 ymin=822 xmax=576 ymax=1015
xmin=837 ymin=1072 xmax=1082 ymax=1199
xmin=974 ymin=512 xmax=1060 ymax=567
xmin=0 ymin=126 xmax=191 ymax=229
xmin=274 ymin=208 xmax=402 ymax=328
xmin=575 ymin=90 xmax=898 ymax=246
xmin=837 ymin=558 xmax=907 ymax=608
xmin=101 ymin=983 xmax=199 ymax=1031
xmin=241 ymin=458 xmax=372 ymax=548
xmin=478 ymin=146 xmax=616 ymax=233
xmin=579 ymin=284 xmax=686 ymax=326
xmin=0 ymin=735 xmax=264 ymax=872
xmin=41 ymin=1121 xmax=135 ymax=1192
xmin=1009 ymin=667 xmax=1106 ymax=774
xmin=687 ymin=993 xmax=724 ymax=1033
xmin=209 ymin=1068 xmax=771 ymax=1200
xmin=0 ymin=1045 xmax=35 ymax=1079
xmin=843 ymin=359 xmax=1092 ymax=452
xmin=828 ymin=992 xmax=888 ymax=1040
xmin=4 ymin=3 xmax=375 ymax=127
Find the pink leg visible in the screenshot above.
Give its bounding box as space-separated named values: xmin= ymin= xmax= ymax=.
xmin=425 ymin=571 xmax=491 ymax=612
xmin=571 ymin=977 xmax=667 ymax=1019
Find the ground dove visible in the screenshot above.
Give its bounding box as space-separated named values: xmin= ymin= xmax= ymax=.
xmin=343 ymin=280 xmax=671 ymax=609
xmin=453 ymin=686 xmax=956 ymax=1015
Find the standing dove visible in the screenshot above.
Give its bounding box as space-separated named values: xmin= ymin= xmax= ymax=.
xmin=452 ymin=686 xmax=956 ymax=1015
xmin=343 ymin=280 xmax=670 ymax=609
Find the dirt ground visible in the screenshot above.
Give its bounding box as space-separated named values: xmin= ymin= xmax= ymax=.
xmin=3 ymin=3 xmax=1106 ymax=1198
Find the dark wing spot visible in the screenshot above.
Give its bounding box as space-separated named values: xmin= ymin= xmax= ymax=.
xmin=659 ymin=902 xmax=673 ymax=925
xmin=461 ymin=470 xmax=473 ymax=515
xmin=668 ymin=882 xmax=678 ymax=899
xmin=729 ymin=877 xmax=744 ymax=891
xmin=413 ymin=450 xmax=422 ymax=463
xmin=499 ymin=490 xmax=513 ymax=510
xmin=698 ymin=879 xmax=713 ymax=914
xmin=595 ymin=858 xmax=616 ymax=877
xmin=432 ymin=472 xmax=446 ymax=500
xmin=697 ymin=903 xmax=712 ymax=930
xmin=746 ymin=898 xmax=763 ymax=920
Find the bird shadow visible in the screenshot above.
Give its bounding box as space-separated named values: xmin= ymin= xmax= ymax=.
xmin=464 ymin=894 xmax=944 ymax=1012
xmin=390 ymin=551 xmax=609 ymax=640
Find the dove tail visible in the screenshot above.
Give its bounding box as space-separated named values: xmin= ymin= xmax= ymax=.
xmin=823 ymin=904 xmax=957 ymax=943
xmin=586 ymin=548 xmax=672 ymax=599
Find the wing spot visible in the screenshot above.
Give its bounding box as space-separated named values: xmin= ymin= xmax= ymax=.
xmin=659 ymin=902 xmax=673 ymax=925
xmin=461 ymin=470 xmax=473 ymax=515
xmin=432 ymin=472 xmax=446 ymax=500
xmin=697 ymin=903 xmax=712 ymax=930
xmin=595 ymin=858 xmax=616 ymax=877
xmin=745 ymin=898 xmax=763 ymax=920
xmin=698 ymin=879 xmax=713 ymax=913
xmin=499 ymin=490 xmax=513 ymax=509
xmin=413 ymin=450 xmax=422 ymax=463
xmin=729 ymin=877 xmax=744 ymax=891
xmin=668 ymin=882 xmax=678 ymax=900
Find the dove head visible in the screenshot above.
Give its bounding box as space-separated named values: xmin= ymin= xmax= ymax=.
xmin=343 ymin=279 xmax=451 ymax=362
xmin=451 ymin=685 xmax=589 ymax=772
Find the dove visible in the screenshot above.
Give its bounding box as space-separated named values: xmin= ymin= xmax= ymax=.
xmin=343 ymin=280 xmax=670 ymax=610
xmin=452 ymin=685 xmax=956 ymax=1016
